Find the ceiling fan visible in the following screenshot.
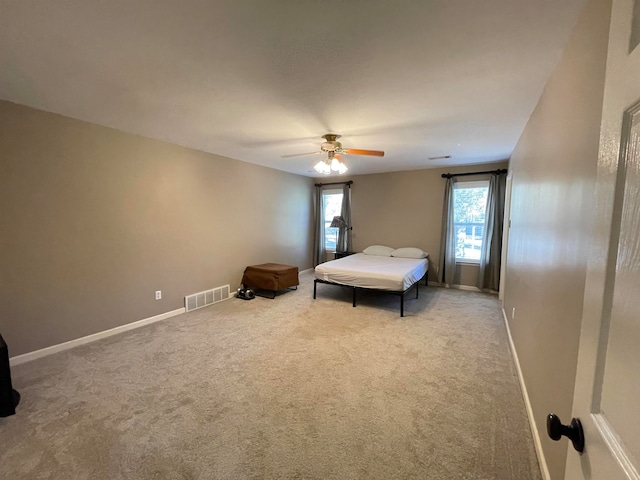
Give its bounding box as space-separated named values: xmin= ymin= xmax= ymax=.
xmin=282 ymin=134 xmax=385 ymax=175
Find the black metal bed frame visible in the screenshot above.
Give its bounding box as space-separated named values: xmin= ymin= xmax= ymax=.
xmin=313 ymin=270 xmax=429 ymax=317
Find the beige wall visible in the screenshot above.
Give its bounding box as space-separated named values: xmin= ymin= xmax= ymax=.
xmin=331 ymin=161 xmax=508 ymax=285
xmin=503 ymin=0 xmax=611 ymax=477
xmin=0 ymin=101 xmax=315 ymax=356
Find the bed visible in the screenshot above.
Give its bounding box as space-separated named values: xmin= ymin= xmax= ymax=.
xmin=313 ymin=247 xmax=429 ymax=317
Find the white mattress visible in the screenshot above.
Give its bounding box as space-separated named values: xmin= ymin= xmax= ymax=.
xmin=314 ymin=253 xmax=428 ymax=291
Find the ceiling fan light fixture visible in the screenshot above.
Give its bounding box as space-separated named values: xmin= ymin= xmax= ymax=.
xmin=328 ymin=151 xmax=348 ymax=175
xmin=314 ymin=159 xmax=331 ymax=175
xmin=303 ymin=133 xmax=378 ymax=175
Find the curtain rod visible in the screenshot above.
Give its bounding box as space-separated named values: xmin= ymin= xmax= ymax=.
xmin=441 ymin=169 xmax=507 ymax=179
xmin=314 ymin=180 xmax=353 ymax=187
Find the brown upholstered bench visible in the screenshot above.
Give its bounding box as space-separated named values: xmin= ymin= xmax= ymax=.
xmin=241 ymin=263 xmax=299 ymax=299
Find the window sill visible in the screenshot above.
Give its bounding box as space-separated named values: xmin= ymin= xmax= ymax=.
xmin=456 ymin=260 xmax=480 ymax=266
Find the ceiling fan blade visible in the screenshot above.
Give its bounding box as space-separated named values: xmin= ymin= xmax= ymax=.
xmin=281 ymin=151 xmax=324 ymax=158
xmin=335 ymin=153 xmax=344 ymax=161
xmin=343 ymin=148 xmax=385 ymax=157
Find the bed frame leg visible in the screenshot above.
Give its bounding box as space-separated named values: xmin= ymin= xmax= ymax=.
xmin=401 ymin=295 xmax=404 ymax=317
xmin=352 ymin=287 xmax=357 ymax=307
xmin=313 ymin=280 xmax=317 ymax=299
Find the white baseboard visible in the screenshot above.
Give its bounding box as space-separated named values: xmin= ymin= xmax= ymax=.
xmin=429 ymin=281 xmax=477 ymax=290
xmin=451 ymin=284 xmax=482 ymax=292
xmin=427 ymin=281 xmax=497 ymax=294
xmin=9 ymin=307 xmax=186 ymax=367
xmin=501 ymin=307 xmax=551 ymax=480
xmin=300 ymin=267 xmax=314 ymax=274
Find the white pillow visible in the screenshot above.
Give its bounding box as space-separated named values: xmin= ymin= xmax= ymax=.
xmin=391 ymin=247 xmax=428 ymax=259
xmin=362 ymin=245 xmax=395 ymax=257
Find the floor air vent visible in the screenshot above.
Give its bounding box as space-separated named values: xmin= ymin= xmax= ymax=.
xmin=185 ymin=285 xmax=230 ymax=312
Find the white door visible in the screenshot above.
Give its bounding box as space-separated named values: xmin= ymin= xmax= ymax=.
xmin=565 ymin=0 xmax=640 ymax=478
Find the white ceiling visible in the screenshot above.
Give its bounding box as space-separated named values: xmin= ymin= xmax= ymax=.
xmin=0 ymin=0 xmax=587 ymax=177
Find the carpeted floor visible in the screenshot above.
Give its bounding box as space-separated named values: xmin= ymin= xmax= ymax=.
xmin=1 ymin=271 xmax=541 ymax=479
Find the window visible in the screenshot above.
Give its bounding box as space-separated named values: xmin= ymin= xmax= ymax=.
xmin=453 ymin=181 xmax=489 ymax=262
xmin=323 ymin=189 xmax=343 ymax=251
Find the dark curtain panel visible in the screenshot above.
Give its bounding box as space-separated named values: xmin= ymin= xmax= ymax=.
xmin=313 ymin=185 xmax=326 ymax=266
xmin=438 ymin=177 xmax=457 ymax=286
xmin=477 ymin=172 xmax=507 ymax=291
xmin=337 ymin=184 xmax=352 ymax=253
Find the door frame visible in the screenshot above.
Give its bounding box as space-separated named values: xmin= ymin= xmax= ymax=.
xmin=499 ymin=171 xmax=513 ymax=301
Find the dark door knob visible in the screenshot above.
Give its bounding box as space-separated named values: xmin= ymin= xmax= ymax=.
xmin=547 ymin=414 xmax=585 ymax=453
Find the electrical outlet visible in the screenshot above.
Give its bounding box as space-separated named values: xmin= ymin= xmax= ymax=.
xmin=155 ymin=290 xmax=162 ymax=300
xmin=511 ymin=307 xmax=516 ymax=319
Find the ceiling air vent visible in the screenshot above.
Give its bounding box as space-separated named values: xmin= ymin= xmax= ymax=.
xmin=428 ymin=155 xmax=452 ymax=160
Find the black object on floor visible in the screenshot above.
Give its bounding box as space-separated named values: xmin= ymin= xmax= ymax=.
xmin=0 ymin=334 xmax=20 ymax=417
xmin=237 ymin=287 xmax=256 ymax=300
